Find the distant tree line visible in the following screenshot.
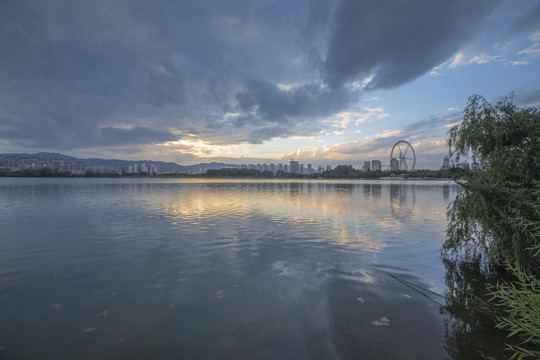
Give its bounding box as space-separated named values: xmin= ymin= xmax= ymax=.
xmin=204 ymin=165 xmax=450 ymax=179
xmin=1 ymin=165 xmax=451 ymax=179
xmin=0 ymin=168 xmax=122 ymax=178
xmin=205 ymin=168 xmax=275 ymax=178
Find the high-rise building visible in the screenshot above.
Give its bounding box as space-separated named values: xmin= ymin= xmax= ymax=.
xmin=362 ymin=161 xmax=371 ymax=171
xmin=307 ymin=164 xmax=312 ymax=174
xmin=7 ymin=156 xmax=18 ymax=167
xmin=85 ymin=165 xmax=115 ymax=174
xmin=278 ymin=164 xmax=283 ymax=172
xmin=442 ymin=156 xmax=450 ymax=169
xmin=390 ymin=157 xmax=399 ymax=171
xmin=371 ymin=160 xmax=381 ymax=171
xmin=54 ymin=159 xmax=64 ymax=170
xmin=289 ymin=160 xmax=299 ymax=174
xmin=64 ymin=160 xmax=73 ymax=171
xmin=284 ymin=164 xmax=289 ymax=172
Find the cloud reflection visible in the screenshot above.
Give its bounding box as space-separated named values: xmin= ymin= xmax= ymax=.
xmin=147 ymin=180 xmax=454 ymax=256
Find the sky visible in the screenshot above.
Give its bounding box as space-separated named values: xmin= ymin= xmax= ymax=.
xmin=1 ymin=0 xmax=539 ymax=169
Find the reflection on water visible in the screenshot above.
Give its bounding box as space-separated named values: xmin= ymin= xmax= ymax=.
xmin=389 ymin=183 xmax=417 ymax=221
xmin=441 ymin=259 xmax=511 ymax=359
xmin=443 ymin=183 xmax=451 ymax=202
xmin=0 ymin=178 xmax=505 ymax=359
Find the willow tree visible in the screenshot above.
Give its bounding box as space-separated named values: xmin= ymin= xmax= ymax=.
xmin=444 ymin=94 xmax=539 ymax=271
xmin=445 ymin=95 xmax=539 ymax=358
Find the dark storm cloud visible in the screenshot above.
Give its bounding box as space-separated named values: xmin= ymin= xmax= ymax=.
xmin=323 ymin=0 xmax=501 ymax=89
xmin=227 ymin=77 xmax=357 ymax=143
xmin=99 ymin=127 xmax=178 ymax=146
xmin=234 ymin=78 xmax=355 ymax=122
xmin=0 ymin=0 xmax=504 ymax=152
xmin=506 ymin=2 xmax=540 ymax=36
xmin=0 ymin=0 xmax=252 ymax=149
xmin=142 ymin=57 xmax=189 ymax=108
xmin=248 ymin=127 xmax=292 ymax=144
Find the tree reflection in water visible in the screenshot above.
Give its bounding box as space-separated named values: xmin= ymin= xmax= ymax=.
xmin=441 ymin=258 xmax=516 ymax=359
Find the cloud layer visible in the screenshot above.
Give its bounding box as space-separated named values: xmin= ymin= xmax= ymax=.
xmin=0 ymin=0 xmax=532 ymax=164
xmin=323 ymin=0 xmax=500 ymax=89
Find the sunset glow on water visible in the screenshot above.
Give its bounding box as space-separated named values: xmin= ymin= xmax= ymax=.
xmin=0 ymin=178 xmax=507 ymax=359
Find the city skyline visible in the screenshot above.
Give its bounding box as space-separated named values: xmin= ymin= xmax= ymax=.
xmin=1 ymin=1 xmax=539 ymax=169
xmin=1 ymin=152 xmax=400 ymax=174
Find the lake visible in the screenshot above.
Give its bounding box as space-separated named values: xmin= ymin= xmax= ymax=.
xmin=0 ymin=178 xmax=508 ymax=359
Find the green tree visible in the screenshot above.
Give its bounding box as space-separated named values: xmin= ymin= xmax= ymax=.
xmin=323 ymin=164 xmax=360 ymax=178
xmin=487 ymin=253 xmax=540 ymax=359
xmin=445 ymin=94 xmax=540 ymax=358
xmin=444 ymin=94 xmax=540 ymax=271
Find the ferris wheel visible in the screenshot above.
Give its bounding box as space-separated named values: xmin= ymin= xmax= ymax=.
xmin=390 ymin=140 xmax=416 ymax=171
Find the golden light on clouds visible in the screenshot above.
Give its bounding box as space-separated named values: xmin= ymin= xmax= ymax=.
xmin=282 ymin=137 xmax=395 ymax=163
xmin=325 ymin=107 xmax=390 ymax=129
xmin=276 ymin=82 xmax=301 ymax=91
xmin=411 ymin=140 xmax=447 ymax=154
xmin=160 ymin=139 xmax=251 ymax=158
xmin=377 ymin=130 xmax=402 ymax=138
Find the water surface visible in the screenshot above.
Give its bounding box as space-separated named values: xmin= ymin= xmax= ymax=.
xmin=0 ymin=178 xmax=505 ymax=359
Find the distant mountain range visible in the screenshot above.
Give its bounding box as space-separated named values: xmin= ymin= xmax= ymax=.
xmin=0 ymin=152 xmax=241 ymax=173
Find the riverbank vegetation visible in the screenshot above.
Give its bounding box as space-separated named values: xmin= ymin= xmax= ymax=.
xmin=444 ymin=94 xmax=539 ymax=358
xmin=1 ymin=167 xmax=451 ymax=179
xmin=0 ymin=168 xmax=123 ymax=177
xmin=203 ymin=167 xmax=450 ymax=179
